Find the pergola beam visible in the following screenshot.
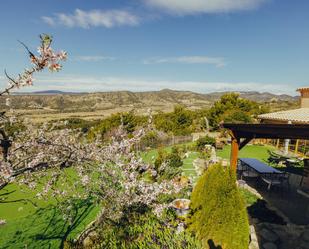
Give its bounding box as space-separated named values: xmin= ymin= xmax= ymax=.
xmin=239 ymin=137 xmax=254 ymax=150
xmin=224 ymin=123 xmax=309 ymax=140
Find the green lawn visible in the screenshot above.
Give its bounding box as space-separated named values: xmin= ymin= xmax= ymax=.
xmin=0 ymin=198 xmax=99 ymax=248
xmin=142 ymin=144 xmax=275 ymax=180
xmin=0 ymin=171 xmax=100 ymax=248
xmin=141 ymin=143 xmax=199 ymax=178
xmin=240 ymin=188 xmax=260 ymax=206
xmin=217 ymin=144 xmax=273 ymax=162
xmin=182 ymin=152 xmax=199 ymax=178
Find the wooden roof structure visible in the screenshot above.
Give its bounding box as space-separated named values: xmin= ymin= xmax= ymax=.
xmin=223 ymin=123 xmax=309 ymax=170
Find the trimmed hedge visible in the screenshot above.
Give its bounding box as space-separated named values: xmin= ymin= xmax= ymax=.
xmin=187 ymin=164 xmax=249 ymax=249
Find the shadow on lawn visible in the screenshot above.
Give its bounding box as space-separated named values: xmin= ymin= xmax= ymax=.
xmin=2 ymin=198 xmax=95 ymax=249
xmin=0 ymin=189 xmax=38 ymax=207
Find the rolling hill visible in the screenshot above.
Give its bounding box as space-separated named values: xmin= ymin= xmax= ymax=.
xmin=0 ymin=89 xmax=299 ymax=122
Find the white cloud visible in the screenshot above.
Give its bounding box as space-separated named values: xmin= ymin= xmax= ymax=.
xmin=73 ymin=56 xmax=115 ymax=62
xmin=143 ymin=0 xmax=267 ymax=15
xmin=41 ymin=16 xmax=56 ymax=26
xmin=1 ymin=74 xmax=296 ymax=95
xmin=144 ymin=56 xmax=226 ymax=67
xmin=42 ymin=9 xmax=140 ymax=29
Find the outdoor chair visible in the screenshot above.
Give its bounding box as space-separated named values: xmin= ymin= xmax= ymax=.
xmin=242 ymin=170 xmax=259 ymax=178
xmin=237 ymin=161 xmax=246 ymax=178
xmin=267 ymin=150 xmax=291 ymax=165
xmin=268 ymin=154 xmax=281 ymax=164
xmin=279 ymin=172 xmax=290 ymax=188
xmin=237 ymin=160 xmax=259 ymax=179
xmin=261 ymin=173 xmax=290 ymax=191
xmin=285 ymin=158 xmax=302 ymax=168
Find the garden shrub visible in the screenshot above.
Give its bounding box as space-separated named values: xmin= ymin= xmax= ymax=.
xmin=140 ymin=130 xmax=160 ymax=148
xmin=157 ymin=185 xmax=192 ymax=204
xmin=50 ymin=118 xmax=100 ymax=132
xmin=154 ymin=149 xmax=166 ymax=171
xmin=195 ymin=136 xmax=216 ymax=151
xmin=166 ymin=147 xmax=183 ymax=168
xmin=3 ymin=121 xmax=26 ymax=137
xmin=154 ymin=147 xmax=183 ymax=181
xmin=92 ymin=204 xmax=202 ymax=249
xmin=88 ymin=111 xmax=148 ymax=140
xmin=187 ymin=164 xmax=249 ymax=249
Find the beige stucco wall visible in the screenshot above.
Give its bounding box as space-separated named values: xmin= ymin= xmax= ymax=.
xmin=301 ymin=97 xmax=309 ymax=108
xmin=298 ymin=89 xmax=309 ymax=108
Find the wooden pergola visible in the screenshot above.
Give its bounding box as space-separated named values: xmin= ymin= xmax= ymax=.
xmin=223 ymin=123 xmax=309 ymax=171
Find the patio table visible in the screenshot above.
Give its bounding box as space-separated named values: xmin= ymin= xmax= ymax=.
xmin=239 ymin=158 xmax=282 ymax=174
xmin=239 ymin=158 xmax=285 ymax=190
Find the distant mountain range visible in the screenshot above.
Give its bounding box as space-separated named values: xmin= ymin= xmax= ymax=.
xmin=203 ymin=90 xmax=298 ymax=102
xmin=5 ymin=89 xmax=299 ymax=114
xmin=14 ymin=89 xmax=298 ymax=101
xmin=14 ymin=90 xmax=85 ymax=95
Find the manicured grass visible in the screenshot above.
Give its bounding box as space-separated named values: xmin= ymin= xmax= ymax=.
xmin=217 ymin=144 xmax=273 ymax=162
xmin=240 ymin=189 xmax=260 ymax=207
xmin=0 ymin=170 xmax=100 ymax=248
xmin=140 ymin=142 xmax=194 ymax=163
xmin=141 ymin=144 xmax=199 ymax=178
xmin=0 ymin=199 xmax=99 ymax=248
xmin=182 ymin=152 xmax=199 ymax=177
xmin=142 ymin=144 xmax=274 ymax=178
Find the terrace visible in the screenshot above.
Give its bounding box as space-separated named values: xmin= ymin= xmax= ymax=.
xmin=224 ymin=123 xmax=309 ymax=249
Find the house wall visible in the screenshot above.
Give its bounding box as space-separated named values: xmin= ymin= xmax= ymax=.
xmin=299 ymin=89 xmax=309 ymax=108
xmin=301 ymin=97 xmax=309 ymax=108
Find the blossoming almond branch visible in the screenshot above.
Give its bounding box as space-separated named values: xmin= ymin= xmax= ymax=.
xmin=0 ymin=35 xmax=182 ymax=232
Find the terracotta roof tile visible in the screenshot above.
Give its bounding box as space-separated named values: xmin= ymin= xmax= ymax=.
xmin=297 ymin=87 xmax=309 ymax=92
xmin=258 ymin=108 xmax=309 ymax=123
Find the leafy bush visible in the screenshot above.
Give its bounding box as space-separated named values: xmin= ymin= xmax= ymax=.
xmin=157 ymin=185 xmax=192 ymax=204
xmin=140 ymin=130 xmax=160 ymax=148
xmin=195 ymin=136 xmax=216 ymax=151
xmin=84 ymin=204 xmax=202 ymax=249
xmin=51 ymin=118 xmax=100 ymax=133
xmin=166 ymin=147 xmax=183 ymax=168
xmin=187 ymin=164 xmax=249 ymax=249
xmin=154 ymin=147 xmax=183 ymax=180
xmin=89 ymin=111 xmax=147 ymax=140
xmin=3 ymin=121 xmax=26 ymax=137
xmin=154 ymin=149 xmax=166 ymax=172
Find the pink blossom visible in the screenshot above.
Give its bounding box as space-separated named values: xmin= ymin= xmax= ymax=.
xmin=48 ymin=63 xmax=62 ymax=72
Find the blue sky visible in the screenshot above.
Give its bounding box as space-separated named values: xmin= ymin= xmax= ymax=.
xmin=0 ymin=0 xmax=308 ymax=95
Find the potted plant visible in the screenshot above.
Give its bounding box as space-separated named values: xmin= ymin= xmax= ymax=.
xmin=170 ymin=198 xmax=191 ymax=216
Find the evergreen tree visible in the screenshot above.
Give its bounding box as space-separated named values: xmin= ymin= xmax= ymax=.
xmin=187 ymin=164 xmax=249 ymax=249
